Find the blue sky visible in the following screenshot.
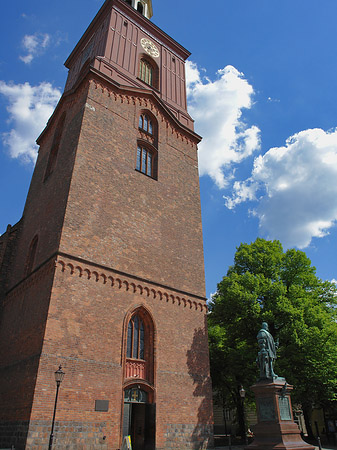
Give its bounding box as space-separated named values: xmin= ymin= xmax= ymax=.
xmin=1 ymin=0 xmax=337 ymax=298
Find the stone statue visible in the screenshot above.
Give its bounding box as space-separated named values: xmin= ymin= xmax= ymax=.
xmin=257 ymin=322 xmax=278 ymax=380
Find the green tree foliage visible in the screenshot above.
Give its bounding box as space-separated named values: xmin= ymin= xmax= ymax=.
xmin=208 ymin=238 xmax=337 ymax=438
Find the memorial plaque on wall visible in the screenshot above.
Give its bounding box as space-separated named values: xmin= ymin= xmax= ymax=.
xmin=278 ymin=396 xmax=292 ymax=420
xmin=258 ymin=397 xmax=276 ymax=421
xmin=95 ymin=400 xmax=109 ymax=412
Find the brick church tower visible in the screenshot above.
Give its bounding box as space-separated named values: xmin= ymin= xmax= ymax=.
xmin=0 ymin=1 xmax=213 ymax=448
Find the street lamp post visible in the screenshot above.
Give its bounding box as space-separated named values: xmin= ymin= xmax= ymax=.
xmin=239 ymin=386 xmax=248 ymax=446
xmin=48 ymin=365 xmax=65 ymax=450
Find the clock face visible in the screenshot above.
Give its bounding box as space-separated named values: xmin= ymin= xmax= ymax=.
xmin=140 ymin=38 xmax=160 ymax=58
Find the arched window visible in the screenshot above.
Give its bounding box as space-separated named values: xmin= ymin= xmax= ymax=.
xmin=136 ymin=145 xmax=156 ymax=177
xmin=127 ymin=314 xmax=145 ymax=359
xmin=139 ymin=114 xmax=153 ymax=135
xmin=44 ymin=112 xmax=66 ymax=181
xmin=124 ymin=308 xmax=155 ymax=383
xmin=137 ymin=1 xmax=144 ymax=14
xmin=139 ymin=59 xmax=153 ymax=86
xmin=25 ymin=235 xmax=38 ymax=275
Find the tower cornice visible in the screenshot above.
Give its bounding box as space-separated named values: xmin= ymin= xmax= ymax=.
xmin=37 ymin=67 xmax=201 ymax=146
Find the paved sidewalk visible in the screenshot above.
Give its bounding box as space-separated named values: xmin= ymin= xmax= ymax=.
xmin=214 ymin=446 xmax=337 ymax=450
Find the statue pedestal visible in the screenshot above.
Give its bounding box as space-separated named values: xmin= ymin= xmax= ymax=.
xmin=248 ymin=379 xmax=314 ymax=450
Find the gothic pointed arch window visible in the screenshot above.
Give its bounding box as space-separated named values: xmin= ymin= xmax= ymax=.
xmin=127 ymin=314 xmax=145 ymax=359
xmin=124 ymin=308 xmax=154 ymax=383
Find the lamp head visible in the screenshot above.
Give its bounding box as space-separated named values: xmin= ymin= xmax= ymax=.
xmin=239 ymin=386 xmax=246 ymax=398
xmin=54 ymin=365 xmax=65 ymax=385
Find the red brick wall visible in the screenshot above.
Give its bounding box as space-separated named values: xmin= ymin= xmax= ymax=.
xmin=24 ymin=255 xmax=212 ymax=449
xmin=0 ymin=221 xmax=22 ymax=295
xmin=59 ymin=77 xmax=205 ymax=298
xmin=0 ymin=262 xmax=55 ymax=430
xmin=0 ymin=48 xmax=212 ymax=450
xmin=6 ymin=86 xmax=88 ymax=291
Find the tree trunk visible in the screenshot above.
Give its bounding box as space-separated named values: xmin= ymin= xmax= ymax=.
xmin=236 ymin=396 xmax=246 ymax=442
xmin=303 ymin=406 xmax=314 ymax=440
xmin=222 ymin=397 xmax=228 ymax=436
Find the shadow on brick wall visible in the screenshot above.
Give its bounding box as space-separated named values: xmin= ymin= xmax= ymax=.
xmin=186 ymin=316 xmax=214 ymax=450
xmin=0 ymin=355 xmax=40 ymax=450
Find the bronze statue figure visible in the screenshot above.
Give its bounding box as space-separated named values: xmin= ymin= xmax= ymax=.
xmin=257 ymin=322 xmax=278 ymax=380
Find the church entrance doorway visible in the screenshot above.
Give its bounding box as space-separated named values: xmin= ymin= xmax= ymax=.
xmin=123 ymin=387 xmax=155 ymax=450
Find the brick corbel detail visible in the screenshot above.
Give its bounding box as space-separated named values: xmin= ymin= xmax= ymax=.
xmin=56 ymin=256 xmax=207 ymax=313
xmin=3 ymin=258 xmax=56 ymax=305
xmin=89 ymin=79 xmax=197 ymax=147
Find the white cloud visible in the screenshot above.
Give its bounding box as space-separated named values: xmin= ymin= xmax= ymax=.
xmin=0 ymin=81 xmax=61 ymax=162
xmin=20 ymin=54 xmax=34 ymax=65
xmin=186 ymin=61 xmax=261 ymax=188
xmin=225 ymin=128 xmax=337 ymax=249
xmin=185 ymin=61 xmax=202 ymax=96
xmin=19 ymin=33 xmax=51 ymax=64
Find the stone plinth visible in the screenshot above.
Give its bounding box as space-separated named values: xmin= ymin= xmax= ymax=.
xmin=248 ymin=379 xmax=314 ymax=450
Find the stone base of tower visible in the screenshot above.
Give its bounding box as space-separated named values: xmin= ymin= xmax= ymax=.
xmin=0 ymin=421 xmax=213 ymax=450
xmin=0 ymin=420 xmax=108 ymax=450
xmin=164 ymin=424 xmax=213 ymax=450
xmin=247 ymin=380 xmax=314 ymax=450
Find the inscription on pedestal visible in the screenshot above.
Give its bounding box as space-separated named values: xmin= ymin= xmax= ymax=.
xmin=258 ymin=397 xmax=275 ymax=421
xmin=278 ymin=396 xmax=292 ymax=420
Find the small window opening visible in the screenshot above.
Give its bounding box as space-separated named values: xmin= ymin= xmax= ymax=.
xmin=44 ymin=113 xmax=66 ymax=181
xmin=137 ymin=2 xmax=144 ymax=14
xmin=139 ymin=114 xmax=153 ymax=135
xmin=25 ymin=235 xmax=38 ymax=275
xmin=136 ymin=145 xmax=154 ymax=177
xmin=125 ymin=0 xmax=132 ymax=5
